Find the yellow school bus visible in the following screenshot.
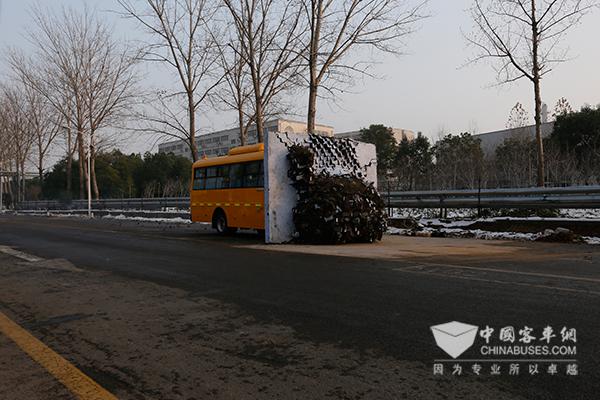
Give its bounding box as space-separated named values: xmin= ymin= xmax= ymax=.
xmin=190 ymin=144 xmax=264 ymax=233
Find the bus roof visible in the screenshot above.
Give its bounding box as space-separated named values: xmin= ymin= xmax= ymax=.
xmin=192 ymin=143 xmax=264 ymax=168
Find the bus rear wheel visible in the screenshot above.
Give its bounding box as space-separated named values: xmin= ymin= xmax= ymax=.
xmin=213 ymin=210 xmax=237 ymax=235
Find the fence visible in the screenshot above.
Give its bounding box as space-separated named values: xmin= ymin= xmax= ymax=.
xmin=16 ymin=197 xmax=189 ymax=211
xmin=14 ymin=185 xmax=600 ymax=212
xmin=385 ymin=185 xmax=600 ymax=209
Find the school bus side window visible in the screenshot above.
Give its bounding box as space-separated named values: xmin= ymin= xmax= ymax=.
xmin=216 ymin=165 xmax=230 ymax=189
xmin=205 ymin=167 xmax=218 ymax=190
xmin=243 ymin=161 xmax=260 ymax=187
xmin=193 ymin=168 xmax=205 ymax=190
xmin=229 ymin=163 xmax=244 ymax=188
xmin=258 ymin=161 xmax=264 ymax=186
xmin=194 ymin=161 xmax=263 ymax=191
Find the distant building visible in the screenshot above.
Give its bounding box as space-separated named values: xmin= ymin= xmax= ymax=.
xmin=158 ymin=118 xmax=334 ymax=160
xmin=336 ymin=128 xmax=415 ymax=143
xmin=474 ymin=122 xmax=554 ymax=155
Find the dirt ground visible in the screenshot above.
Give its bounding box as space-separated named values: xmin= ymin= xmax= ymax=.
xmin=239 ymin=234 xmax=593 ymax=265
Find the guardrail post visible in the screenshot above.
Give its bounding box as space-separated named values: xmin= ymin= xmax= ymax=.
xmin=477 ymin=185 xmax=482 ymax=219
xmin=387 ymin=181 xmax=391 ymax=217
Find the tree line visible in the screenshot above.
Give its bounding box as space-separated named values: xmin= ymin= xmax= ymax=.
xmin=7 ymin=151 xmax=191 ymax=206
xmin=1 ymin=0 xmax=598 ymax=205
xmin=4 ymin=101 xmax=599 ymax=205
xmin=362 ymin=103 xmax=600 ymax=191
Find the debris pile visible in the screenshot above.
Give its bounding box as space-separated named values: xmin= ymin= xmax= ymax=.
xmin=536 ymin=227 xmax=582 ymax=243
xmin=287 ymin=145 xmax=386 ymax=244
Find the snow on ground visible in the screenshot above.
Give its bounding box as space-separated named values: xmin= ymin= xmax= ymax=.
xmin=90 ymin=208 xmax=189 ymax=214
xmin=583 ymin=236 xmax=600 ymax=245
xmin=18 ymin=211 xmax=88 ymax=218
xmin=102 ymin=214 xmax=193 ymax=224
xmin=387 ymin=226 xmax=600 ymax=245
xmin=560 ymin=209 xmax=600 ymax=219
xmin=418 ymin=216 xmax=600 ymax=228
xmin=391 ymin=208 xmax=478 ymax=219
xmin=387 ymin=226 xmax=539 ymax=241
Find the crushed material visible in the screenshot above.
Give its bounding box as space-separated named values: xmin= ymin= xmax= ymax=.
xmin=287 ymin=145 xmax=386 ymax=244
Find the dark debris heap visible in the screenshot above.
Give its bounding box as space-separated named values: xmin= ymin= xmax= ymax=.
xmin=287 ymin=144 xmax=387 ymax=244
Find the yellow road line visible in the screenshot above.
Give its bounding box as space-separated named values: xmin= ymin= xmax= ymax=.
xmin=0 ymin=311 xmax=118 ymax=400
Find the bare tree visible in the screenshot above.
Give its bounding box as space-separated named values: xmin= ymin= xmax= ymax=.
xmin=553 ymin=96 xmax=573 ymax=118
xmin=22 ymin=80 xmax=63 ymax=189
xmin=0 ymin=84 xmax=35 ymax=202
xmin=0 ymin=93 xmax=15 ymax=208
xmin=80 ymin=30 xmax=140 ymax=199
xmin=223 ymin=0 xmax=306 ymax=142
xmin=214 ymin=39 xmax=255 ymax=145
xmin=466 ymin=0 xmax=598 ymax=186
xmin=118 ymin=0 xmax=223 ymax=161
xmin=302 ymin=0 xmax=427 ymax=133
xmin=9 ymin=6 xmax=140 ymax=200
xmin=506 ymin=102 xmax=530 ymax=129
xmin=5 ymin=62 xmax=64 ymax=193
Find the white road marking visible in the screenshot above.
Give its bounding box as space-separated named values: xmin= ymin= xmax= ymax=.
xmin=393 ymin=266 xmax=600 ymax=295
xmin=0 ymin=246 xmax=43 ymax=262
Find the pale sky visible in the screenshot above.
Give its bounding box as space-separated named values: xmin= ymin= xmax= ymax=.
xmin=1 ymin=0 xmax=599 ymax=153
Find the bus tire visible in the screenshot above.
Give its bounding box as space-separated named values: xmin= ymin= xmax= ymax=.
xmin=213 ymin=209 xmax=236 ymax=235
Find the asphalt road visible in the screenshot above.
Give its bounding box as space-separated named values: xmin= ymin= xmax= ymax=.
xmin=1 ymin=214 xmax=599 ymax=399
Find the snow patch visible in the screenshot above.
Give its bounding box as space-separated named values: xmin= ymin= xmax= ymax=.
xmin=102 ymin=214 xmax=192 ymax=224
xmin=583 ymin=236 xmax=600 ymax=245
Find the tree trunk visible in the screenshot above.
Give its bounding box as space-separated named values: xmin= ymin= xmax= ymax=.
xmin=255 ymin=99 xmax=264 ymax=143
xmin=77 ymin=129 xmax=86 ymax=199
xmin=15 ymin=162 xmax=21 ymax=203
xmin=533 ymin=79 xmax=544 ymax=187
xmin=38 ymin=166 xmax=43 ymax=196
xmin=307 ymin=3 xmax=322 ymax=135
xmin=188 ymin=92 xmax=199 ymax=161
xmin=235 ymin=75 xmax=246 ymax=146
xmin=307 ymin=83 xmax=318 ymax=135
xmin=238 ymin=106 xmax=246 ymax=146
xmin=90 ymin=138 xmax=100 ymax=200
xmin=38 ymin=145 xmax=44 ymax=198
xmin=20 ymin=160 xmax=26 ymax=202
xmin=531 ymin=0 xmax=545 ymax=187
xmin=66 ymin=125 xmax=72 ymax=196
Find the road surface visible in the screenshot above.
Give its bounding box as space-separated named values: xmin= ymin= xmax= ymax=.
xmin=0 ymin=214 xmax=598 ymax=399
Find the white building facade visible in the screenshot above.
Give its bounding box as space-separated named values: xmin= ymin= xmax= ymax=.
xmin=158 ymin=119 xmax=334 ymax=160
xmin=474 ymin=122 xmax=554 ymax=155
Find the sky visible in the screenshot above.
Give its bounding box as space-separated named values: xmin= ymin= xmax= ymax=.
xmin=1 ymin=0 xmax=599 ymax=153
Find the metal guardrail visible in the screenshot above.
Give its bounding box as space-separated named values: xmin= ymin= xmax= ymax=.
xmin=14 ymin=185 xmax=600 ymax=211
xmin=16 ymin=197 xmax=190 ymax=211
xmin=386 ymin=185 xmax=600 ymax=209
